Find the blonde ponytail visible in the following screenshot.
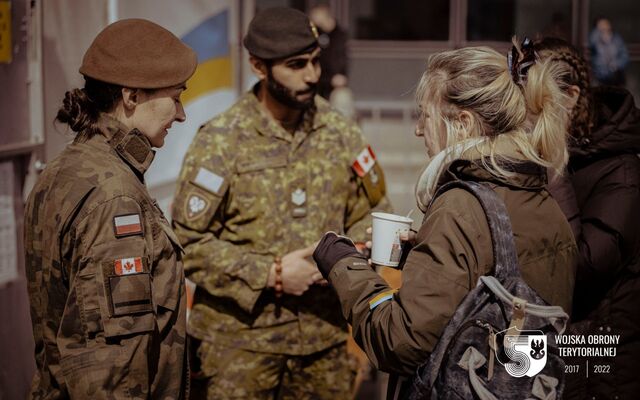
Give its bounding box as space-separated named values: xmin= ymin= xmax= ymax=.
xmin=414 ymin=43 xmax=572 ymax=205
xmin=521 ymin=52 xmax=571 ymax=177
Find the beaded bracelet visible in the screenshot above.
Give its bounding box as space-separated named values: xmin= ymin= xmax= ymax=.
xmin=274 ymin=256 xmax=283 ymax=298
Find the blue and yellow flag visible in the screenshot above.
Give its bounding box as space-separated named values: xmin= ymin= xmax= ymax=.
xmin=181 ymin=10 xmax=233 ymax=104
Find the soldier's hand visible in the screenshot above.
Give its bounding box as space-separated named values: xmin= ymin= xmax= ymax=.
xmin=279 ymin=246 xmax=322 ymax=296
xmin=301 ymin=242 xmax=328 ymax=285
xmin=365 ymin=227 xmax=373 ymax=251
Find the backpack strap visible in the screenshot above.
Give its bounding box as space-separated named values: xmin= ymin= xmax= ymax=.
xmin=429 ymin=180 xmax=520 ymax=281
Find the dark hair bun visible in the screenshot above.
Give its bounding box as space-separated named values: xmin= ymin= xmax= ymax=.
xmin=55 ymin=88 xmax=97 ymax=132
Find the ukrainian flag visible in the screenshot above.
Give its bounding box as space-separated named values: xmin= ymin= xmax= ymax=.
xmin=369 ymin=289 xmax=398 ymax=310
xmin=181 ymin=11 xmax=232 ymax=104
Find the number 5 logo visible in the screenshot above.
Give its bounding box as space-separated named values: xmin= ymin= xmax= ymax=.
xmin=494 ymin=328 xmax=548 ymax=378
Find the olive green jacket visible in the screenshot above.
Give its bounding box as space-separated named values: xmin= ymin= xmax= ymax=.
xmin=329 ymin=158 xmax=577 ymax=376
xmin=172 ymin=91 xmax=391 ymax=355
xmin=25 ymin=116 xmax=188 ymax=399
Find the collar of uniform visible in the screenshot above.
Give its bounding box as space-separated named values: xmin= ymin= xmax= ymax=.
xmin=97 ymin=114 xmax=156 ymax=176
xmin=245 ymin=86 xmax=325 ymax=142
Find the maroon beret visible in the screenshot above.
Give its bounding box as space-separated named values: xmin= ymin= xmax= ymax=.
xmin=244 ymin=7 xmax=319 ymax=60
xmin=80 ymin=18 xmax=197 ymax=89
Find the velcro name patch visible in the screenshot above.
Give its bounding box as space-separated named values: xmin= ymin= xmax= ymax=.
xmin=352 ymin=146 xmax=377 ymax=177
xmin=109 ymin=272 xmax=152 ymax=316
xmin=114 ymin=257 xmax=143 ymax=275
xmin=193 ymin=167 xmax=225 ymax=194
xmin=113 ymin=214 xmax=143 ymax=237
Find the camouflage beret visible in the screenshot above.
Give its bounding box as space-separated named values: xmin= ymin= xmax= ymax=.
xmin=80 ymin=19 xmax=197 ymax=89
xmin=244 ymin=7 xmax=319 ymax=60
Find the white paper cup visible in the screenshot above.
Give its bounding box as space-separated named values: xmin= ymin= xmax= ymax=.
xmin=371 ymin=212 xmax=413 ymax=267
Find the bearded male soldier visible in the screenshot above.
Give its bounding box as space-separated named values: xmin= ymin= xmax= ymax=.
xmin=171 ymin=7 xmax=391 ymax=399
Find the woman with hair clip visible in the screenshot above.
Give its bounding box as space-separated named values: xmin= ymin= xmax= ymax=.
xmin=24 ymin=19 xmax=197 ymax=398
xmin=312 ymin=42 xmax=578 ymax=398
xmin=535 ymin=37 xmax=640 ymax=400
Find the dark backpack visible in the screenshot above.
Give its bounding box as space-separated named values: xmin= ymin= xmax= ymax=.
xmin=402 ymin=180 xmax=570 ymax=400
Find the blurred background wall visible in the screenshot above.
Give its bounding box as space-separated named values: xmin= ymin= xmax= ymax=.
xmin=1 ymin=0 xmax=639 ymax=398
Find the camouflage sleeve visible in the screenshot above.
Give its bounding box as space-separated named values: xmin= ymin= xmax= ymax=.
xmin=61 ymin=196 xmax=156 ymax=398
xmin=328 ymin=191 xmax=487 ymax=376
xmin=171 ymin=126 xmax=271 ymax=314
xmin=342 ymin=121 xmax=393 ymax=242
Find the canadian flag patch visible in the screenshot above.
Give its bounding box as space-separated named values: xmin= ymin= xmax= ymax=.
xmin=113 ymin=214 xmax=143 ymax=237
xmin=114 ymin=257 xmax=143 ymax=276
xmin=352 ymin=146 xmax=377 ymax=177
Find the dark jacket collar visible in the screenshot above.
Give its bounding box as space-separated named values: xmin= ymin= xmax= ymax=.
xmin=439 ymin=158 xmax=547 ymax=191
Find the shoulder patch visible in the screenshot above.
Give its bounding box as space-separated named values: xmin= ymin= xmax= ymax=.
xmin=185 ymin=191 xmax=211 ymax=221
xmin=113 ymin=214 xmax=143 ymax=237
xmin=352 ymin=146 xmax=377 ymax=177
xmin=193 ymin=167 xmax=225 ymax=195
xmin=352 ymin=146 xmax=386 ymax=207
xmin=369 ymin=289 xmax=398 ymax=310
xmin=114 ymin=257 xmax=143 ymax=275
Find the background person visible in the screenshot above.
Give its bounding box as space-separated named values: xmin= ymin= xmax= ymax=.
xmin=24 ymin=19 xmax=196 ymax=398
xmin=536 ymin=37 xmax=640 ymax=400
xmin=171 ymin=7 xmax=390 ymax=399
xmin=313 ymin=44 xmax=577 ymax=397
xmin=589 ymin=17 xmax=629 ymax=86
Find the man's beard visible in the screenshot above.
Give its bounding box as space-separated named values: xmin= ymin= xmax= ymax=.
xmin=266 ymin=70 xmax=317 ymax=110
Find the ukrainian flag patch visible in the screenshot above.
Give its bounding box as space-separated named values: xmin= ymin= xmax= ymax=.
xmin=369 ymin=289 xmax=398 ymax=310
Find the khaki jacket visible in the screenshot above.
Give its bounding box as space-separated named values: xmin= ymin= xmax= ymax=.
xmin=171 ymin=91 xmax=391 ymax=355
xmin=25 ymin=116 xmax=187 ymax=399
xmin=329 ymin=158 xmax=577 ymax=376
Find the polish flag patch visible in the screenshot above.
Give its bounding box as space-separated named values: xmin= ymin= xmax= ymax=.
xmin=113 ymin=214 xmax=143 ymax=237
xmin=114 ymin=257 xmax=143 ymax=275
xmin=352 ymin=146 xmax=377 ymax=177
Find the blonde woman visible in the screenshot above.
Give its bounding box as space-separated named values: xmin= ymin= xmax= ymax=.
xmin=313 ymin=43 xmax=578 ymax=398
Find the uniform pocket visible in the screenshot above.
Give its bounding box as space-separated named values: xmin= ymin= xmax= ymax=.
xmin=228 ymin=160 xmax=286 ymax=248
xmin=108 ymin=272 xmax=153 ymax=316
xmin=99 ymin=259 xmax=155 ymax=338
xmin=149 ymin=220 xmax=184 ymax=313
xmin=77 ymin=271 xmax=103 ymax=335
xmin=158 ymin=218 xmax=184 ymax=255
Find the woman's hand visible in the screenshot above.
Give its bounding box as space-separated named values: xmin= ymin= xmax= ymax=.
xmin=313 ymin=232 xmax=366 ymax=279
xmin=399 ymin=229 xmax=418 ymax=247
xmin=365 ymin=227 xmax=417 ymax=266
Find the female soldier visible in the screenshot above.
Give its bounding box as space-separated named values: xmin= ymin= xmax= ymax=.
xmin=536 ymin=37 xmax=640 ymax=400
xmin=24 ymin=19 xmax=196 ymax=399
xmin=313 ymin=44 xmax=577 ymax=397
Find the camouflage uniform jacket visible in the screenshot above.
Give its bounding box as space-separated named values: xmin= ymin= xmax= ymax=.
xmin=172 ymin=91 xmax=391 ymax=355
xmin=25 ymin=115 xmax=188 ymax=399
